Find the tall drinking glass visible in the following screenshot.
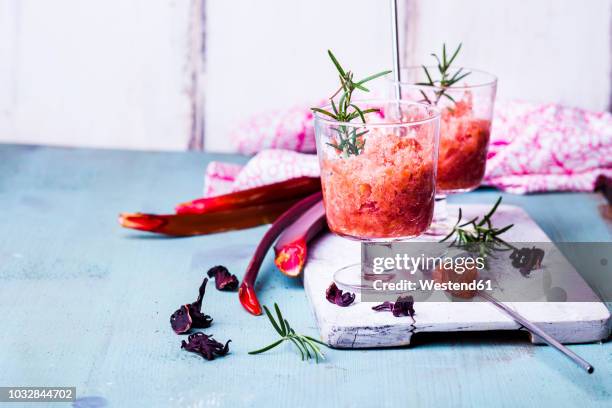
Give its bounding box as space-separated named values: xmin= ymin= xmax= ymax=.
xmin=389 ymin=68 xmax=497 ymax=235
xmin=313 ymin=99 xmax=440 ymax=288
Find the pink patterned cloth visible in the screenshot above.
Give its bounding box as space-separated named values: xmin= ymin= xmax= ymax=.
xmin=485 ymin=101 xmax=612 ymax=193
xmin=203 ymin=150 xmax=319 ymax=197
xmin=202 ymin=161 xmax=243 ymax=197
xmin=207 ymin=100 xmax=611 ymax=195
xmin=230 ymin=103 xmax=321 ymax=155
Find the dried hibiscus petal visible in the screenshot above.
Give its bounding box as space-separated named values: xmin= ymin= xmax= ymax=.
xmin=207 ymin=265 xmax=239 ymax=291
xmin=181 ymin=332 xmax=231 ymax=361
xmin=325 ymin=282 xmax=355 ymax=307
xmin=170 ymin=277 xmax=213 ymax=334
xmin=391 ymin=296 xmax=415 ymax=317
xmin=372 ymin=301 xmax=394 ymax=312
xmin=170 ymin=305 xmax=193 ymax=334
xmin=372 ymin=295 xmax=415 ymax=318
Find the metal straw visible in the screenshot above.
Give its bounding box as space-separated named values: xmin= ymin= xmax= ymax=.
xmin=390 ymin=0 xmax=402 ymax=102
xmin=479 ymin=292 xmax=594 ymax=374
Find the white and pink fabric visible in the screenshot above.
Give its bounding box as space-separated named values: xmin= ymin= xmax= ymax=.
xmin=205 ymin=100 xmax=612 ymax=196
xmin=485 ymin=100 xmax=612 ymax=193
xmin=203 ymin=149 xmax=319 ymax=197
xmin=230 ymin=103 xmax=321 ymax=156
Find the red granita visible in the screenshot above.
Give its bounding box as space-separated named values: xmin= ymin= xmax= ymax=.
xmin=312 ymin=51 xmax=440 ymax=241
xmin=319 ymin=124 xmax=436 ymax=240
xmin=436 ymin=93 xmax=491 ymax=192
xmin=385 ymin=61 xmax=497 ymax=196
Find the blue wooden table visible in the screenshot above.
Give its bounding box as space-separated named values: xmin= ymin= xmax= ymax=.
xmin=1 ymin=144 xmax=610 ymax=407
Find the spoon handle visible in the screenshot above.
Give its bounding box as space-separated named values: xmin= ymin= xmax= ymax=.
xmin=479 ymin=292 xmax=594 ymax=374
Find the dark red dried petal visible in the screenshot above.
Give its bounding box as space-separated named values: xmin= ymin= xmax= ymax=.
xmin=170 ymin=305 xmax=193 ymax=334
xmin=325 ymin=282 xmax=340 ymax=303
xmin=170 ymin=278 xmax=213 ymax=334
xmin=372 ymin=296 xmax=415 ymax=318
xmin=189 ymin=305 xmax=213 ymax=329
xmin=392 ymin=296 xmax=415 ymax=317
xmin=325 ymin=282 xmax=355 ymax=307
xmin=207 ymin=265 xmax=239 ymax=291
xmin=338 ymin=291 xmax=356 ymax=307
xmin=371 ymin=301 xmax=394 ymax=312
xmin=181 ymin=332 xmax=231 ymax=361
xmin=193 ymin=277 xmax=208 ymax=309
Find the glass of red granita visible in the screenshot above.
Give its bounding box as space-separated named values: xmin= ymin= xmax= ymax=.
xmin=313 ymin=99 xmax=440 ymax=287
xmin=388 ymin=67 xmax=497 ymax=235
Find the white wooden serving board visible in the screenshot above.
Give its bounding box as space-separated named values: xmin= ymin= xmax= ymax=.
xmin=303 ymin=204 xmax=611 ymax=348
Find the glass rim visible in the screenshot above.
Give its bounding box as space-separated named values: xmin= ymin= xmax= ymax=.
xmin=313 ymin=99 xmax=440 ymax=128
xmin=388 ymin=66 xmax=498 ymax=90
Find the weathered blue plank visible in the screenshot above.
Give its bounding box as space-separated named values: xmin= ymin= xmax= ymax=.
xmin=0 ymin=144 xmax=610 ymax=408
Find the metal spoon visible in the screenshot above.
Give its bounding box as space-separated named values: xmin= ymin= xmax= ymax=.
xmin=479 ymin=291 xmax=594 ymax=374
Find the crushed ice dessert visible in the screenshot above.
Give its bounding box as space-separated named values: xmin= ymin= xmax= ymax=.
xmin=317 ymin=108 xmax=438 ymax=240
xmin=436 ymin=92 xmax=491 ymax=192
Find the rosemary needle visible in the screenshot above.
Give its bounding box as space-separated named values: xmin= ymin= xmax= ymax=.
xmin=312 ymin=50 xmax=391 ymax=157
xmin=249 ymin=303 xmax=328 ymax=363
xmin=416 ymin=43 xmax=471 ymax=106
xmin=440 ymin=196 xmax=515 ymax=262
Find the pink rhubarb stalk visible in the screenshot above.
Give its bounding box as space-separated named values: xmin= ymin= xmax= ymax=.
xmin=239 ymin=192 xmax=323 ymax=315
xmin=119 ymin=199 xmax=299 ymax=236
xmin=176 ymin=177 xmax=321 ymax=214
xmin=273 ymin=200 xmax=326 ymax=277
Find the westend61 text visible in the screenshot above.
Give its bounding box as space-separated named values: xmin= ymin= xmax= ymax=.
xmin=372 ymin=279 xmax=493 ymax=292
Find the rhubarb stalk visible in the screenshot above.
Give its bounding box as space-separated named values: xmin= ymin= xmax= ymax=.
xmin=239 ymin=192 xmax=323 ymax=315
xmin=119 ymin=199 xmax=299 ymax=236
xmin=273 ymin=200 xmax=326 ymax=277
xmin=176 ymin=177 xmax=321 ymax=214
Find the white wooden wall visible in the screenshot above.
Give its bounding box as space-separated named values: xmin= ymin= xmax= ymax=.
xmin=403 ymin=0 xmax=611 ymax=112
xmin=0 ymin=0 xmax=610 ymax=152
xmin=204 ymin=0 xmax=394 ymax=152
xmin=0 ymin=0 xmax=202 ymax=151
xmin=205 ymin=0 xmax=612 ymax=152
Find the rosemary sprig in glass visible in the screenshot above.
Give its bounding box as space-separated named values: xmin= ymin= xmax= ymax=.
xmin=311 ymin=50 xmax=391 ymax=157
xmin=249 ymin=303 xmax=328 ymax=363
xmin=440 ymin=197 xmax=515 ymax=262
xmin=416 ymin=43 xmax=471 ymax=106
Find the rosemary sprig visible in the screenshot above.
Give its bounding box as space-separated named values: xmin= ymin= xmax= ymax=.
xmin=312 ymin=50 xmax=391 ymax=157
xmin=440 ymin=197 xmax=515 ymax=262
xmin=249 ymin=303 xmax=328 ymax=363
xmin=416 ymin=43 xmax=471 ymax=106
